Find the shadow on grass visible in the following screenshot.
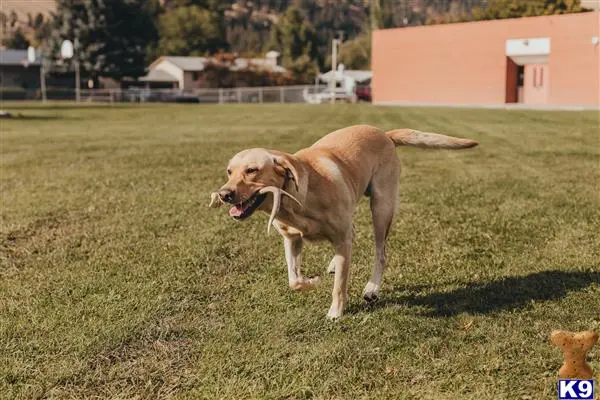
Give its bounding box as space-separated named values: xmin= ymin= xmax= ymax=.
xmin=1 ymin=104 xmax=122 ymax=111
xmin=3 ymin=114 xmax=65 ymax=121
xmin=350 ymin=270 xmax=600 ymax=317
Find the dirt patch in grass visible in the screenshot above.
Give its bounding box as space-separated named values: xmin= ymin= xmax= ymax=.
xmin=0 ymin=212 xmax=86 ymax=273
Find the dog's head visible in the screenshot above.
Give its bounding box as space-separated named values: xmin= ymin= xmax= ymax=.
xmin=210 ymin=148 xmax=301 ymax=223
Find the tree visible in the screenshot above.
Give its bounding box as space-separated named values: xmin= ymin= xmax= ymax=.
xmin=268 ymin=6 xmax=319 ymax=82
xmin=370 ymin=0 xmax=382 ymax=30
xmin=160 ymin=0 xmax=220 ymax=9
xmin=49 ymin=0 xmax=158 ymax=80
xmin=460 ymin=0 xmax=584 ymax=23
xmin=156 ymin=5 xmax=225 ymax=56
xmin=2 ymin=28 xmax=30 ymax=49
xmin=336 ymin=34 xmax=370 ymax=70
xmin=280 ymin=7 xmax=317 ymax=63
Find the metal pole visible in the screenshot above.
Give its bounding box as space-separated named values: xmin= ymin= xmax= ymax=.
xmin=218 ymin=88 xmax=223 ymax=104
xmin=258 ymin=87 xmax=263 ymax=104
xmin=75 ymin=60 xmax=81 ymax=102
xmin=40 ymin=60 xmax=47 ymax=103
xmin=330 ymin=39 xmax=337 ymax=104
xmin=74 ymin=38 xmax=81 ymax=102
xmin=237 ymin=88 xmax=241 ymax=103
xmin=280 ymin=87 xmax=284 ymax=104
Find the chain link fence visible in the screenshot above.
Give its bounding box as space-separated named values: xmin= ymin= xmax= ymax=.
xmin=0 ymin=84 xmax=349 ymax=104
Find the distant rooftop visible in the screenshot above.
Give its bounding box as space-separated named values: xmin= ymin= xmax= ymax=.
xmin=319 ymin=70 xmax=372 ymax=83
xmin=149 ymin=54 xmax=286 ymax=73
xmin=0 ymin=49 xmax=41 ymax=66
xmin=150 ymin=56 xmax=208 ymax=72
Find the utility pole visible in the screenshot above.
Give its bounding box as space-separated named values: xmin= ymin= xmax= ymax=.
xmin=330 ymin=31 xmax=344 ymax=105
xmin=74 ymin=38 xmax=81 ymax=102
xmin=28 ymin=46 xmax=46 ymax=102
xmin=330 ymin=38 xmax=338 ymax=104
xmin=40 ymin=59 xmax=47 ymax=103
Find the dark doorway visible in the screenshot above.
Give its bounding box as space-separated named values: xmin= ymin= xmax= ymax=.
xmin=505 ymin=57 xmax=519 ymax=103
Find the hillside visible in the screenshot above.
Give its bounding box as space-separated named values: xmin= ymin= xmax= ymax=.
xmin=1 ymin=0 xmax=56 ymax=21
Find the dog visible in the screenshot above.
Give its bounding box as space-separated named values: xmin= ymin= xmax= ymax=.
xmin=209 ymin=125 xmax=478 ymax=319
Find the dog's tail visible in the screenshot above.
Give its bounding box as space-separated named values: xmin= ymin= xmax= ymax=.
xmin=386 ymin=129 xmax=478 ymax=150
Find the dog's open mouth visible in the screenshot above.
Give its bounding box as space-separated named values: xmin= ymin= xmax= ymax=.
xmin=229 ymin=191 xmax=267 ymax=220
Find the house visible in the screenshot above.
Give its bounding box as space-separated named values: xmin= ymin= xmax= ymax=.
xmin=372 ymin=11 xmax=600 ymax=108
xmin=140 ymin=51 xmax=286 ymax=89
xmin=0 ymin=49 xmax=41 ymax=90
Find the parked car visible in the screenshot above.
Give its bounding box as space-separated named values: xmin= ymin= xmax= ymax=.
xmin=174 ymin=94 xmax=200 ymax=103
xmin=355 ymin=84 xmax=372 ymax=102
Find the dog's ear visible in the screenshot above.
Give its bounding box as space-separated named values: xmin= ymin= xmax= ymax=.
xmin=272 ymin=154 xmax=300 ymax=192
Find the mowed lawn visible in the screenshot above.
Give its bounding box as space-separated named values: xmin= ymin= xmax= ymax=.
xmin=1 ymin=103 xmax=599 ymax=400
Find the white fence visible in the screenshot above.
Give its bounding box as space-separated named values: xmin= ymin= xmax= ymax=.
xmin=0 ymin=85 xmax=341 ymax=104
xmin=79 ymin=85 xmax=329 ymax=104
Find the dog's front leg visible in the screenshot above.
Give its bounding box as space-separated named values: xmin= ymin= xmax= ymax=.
xmin=327 ymin=238 xmax=352 ymax=320
xmin=283 ymin=236 xmax=320 ymax=291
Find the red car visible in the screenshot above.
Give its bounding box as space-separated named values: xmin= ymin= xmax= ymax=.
xmin=355 ymin=83 xmax=372 ymax=102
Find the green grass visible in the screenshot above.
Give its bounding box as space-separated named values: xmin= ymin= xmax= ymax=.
xmin=1 ymin=103 xmax=599 ymax=399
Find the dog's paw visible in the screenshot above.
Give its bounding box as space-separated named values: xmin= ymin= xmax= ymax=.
xmin=362 ymin=281 xmax=380 ymax=302
xmin=290 ymin=276 xmax=321 ymax=291
xmin=326 ymin=305 xmax=343 ymax=321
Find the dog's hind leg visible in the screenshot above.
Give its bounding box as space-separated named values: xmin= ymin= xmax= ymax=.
xmin=283 ymin=235 xmax=320 ymax=291
xmin=363 ymin=164 xmax=399 ymax=302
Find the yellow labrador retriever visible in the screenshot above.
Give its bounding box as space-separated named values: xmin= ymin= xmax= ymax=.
xmin=210 ymin=125 xmax=477 ymax=319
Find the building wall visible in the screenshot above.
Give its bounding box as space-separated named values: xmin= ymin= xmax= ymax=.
xmin=372 ymin=12 xmax=600 ymax=106
xmin=0 ymin=66 xmax=41 ymax=89
xmin=183 ymin=71 xmax=196 ymax=90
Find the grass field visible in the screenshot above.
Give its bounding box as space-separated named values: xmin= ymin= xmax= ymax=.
xmin=1 ymin=103 xmax=599 ymax=399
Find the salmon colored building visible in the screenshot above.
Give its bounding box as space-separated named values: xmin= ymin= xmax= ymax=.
xmin=372 ymin=12 xmax=600 ymax=108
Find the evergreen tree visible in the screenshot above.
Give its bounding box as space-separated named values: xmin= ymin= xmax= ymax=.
xmin=49 ymin=0 xmax=158 ymax=80
xmin=268 ymin=6 xmax=319 ymax=81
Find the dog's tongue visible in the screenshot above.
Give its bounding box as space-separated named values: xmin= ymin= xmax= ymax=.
xmin=229 ymin=205 xmax=243 ymax=217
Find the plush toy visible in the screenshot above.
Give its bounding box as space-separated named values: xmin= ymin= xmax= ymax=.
xmin=551 ymin=330 xmax=599 ymax=379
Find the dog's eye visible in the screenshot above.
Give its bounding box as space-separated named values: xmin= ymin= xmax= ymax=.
xmin=227 ymin=169 xmax=231 ymax=175
xmin=245 ymin=168 xmax=258 ymax=174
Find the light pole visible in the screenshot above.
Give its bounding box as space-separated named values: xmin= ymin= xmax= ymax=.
xmin=74 ymin=38 xmax=80 ymax=102
xmin=330 ymin=38 xmax=339 ymax=104
xmin=28 ymin=46 xmax=47 ymax=102
xmin=40 ymin=58 xmax=47 ymax=103
xmin=60 ymin=39 xmax=80 ymax=102
xmin=330 ymin=31 xmax=344 ymax=104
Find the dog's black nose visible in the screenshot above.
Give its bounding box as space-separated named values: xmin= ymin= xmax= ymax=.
xmin=218 ymin=188 xmax=235 ymax=203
